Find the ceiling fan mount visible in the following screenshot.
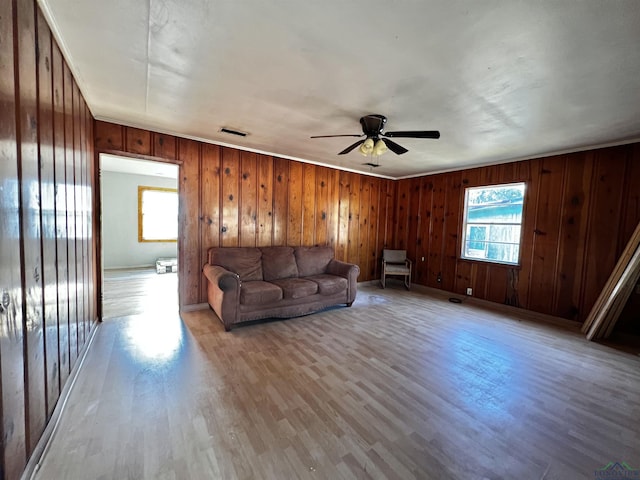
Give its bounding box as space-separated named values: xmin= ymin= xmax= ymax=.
xmin=311 ymin=114 xmax=440 ymax=156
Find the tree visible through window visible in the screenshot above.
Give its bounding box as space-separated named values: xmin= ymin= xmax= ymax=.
xmin=138 ymin=186 xmax=178 ymax=242
xmin=461 ymin=182 xmax=525 ymax=265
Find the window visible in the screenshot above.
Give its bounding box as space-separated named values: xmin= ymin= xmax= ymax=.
xmin=138 ymin=186 xmax=178 ymax=242
xmin=461 ymin=182 xmax=525 ymax=265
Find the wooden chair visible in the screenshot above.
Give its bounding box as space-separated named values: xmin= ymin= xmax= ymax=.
xmin=381 ymin=249 xmax=412 ymax=290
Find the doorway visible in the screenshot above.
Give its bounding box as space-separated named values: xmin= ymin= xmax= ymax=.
xmin=100 ymin=154 xmax=179 ymax=319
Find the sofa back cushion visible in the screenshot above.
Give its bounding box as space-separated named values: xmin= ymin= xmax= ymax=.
xmin=261 ymin=246 xmax=298 ymax=281
xmin=208 ymin=247 xmax=263 ymax=281
xmin=294 ymin=246 xmax=334 ymax=277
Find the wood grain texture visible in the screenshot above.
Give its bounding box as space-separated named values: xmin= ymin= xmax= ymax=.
xmin=92 ymin=118 xmax=640 ymax=327
xmin=257 ymin=155 xmax=274 ymax=247
xmin=239 ymin=151 xmax=258 ymax=247
xmin=16 ymin=0 xmax=47 ymax=454
xmin=0 ymin=1 xmax=27 ymax=476
xmin=36 ymin=7 xmax=60 ymax=419
xmin=64 ymin=61 xmax=78 ymax=367
xmin=177 ymin=139 xmax=201 ymax=304
xmin=397 ymin=145 xmax=640 ymax=324
xmin=33 ymin=284 xmax=640 ymax=480
xmin=287 ymin=161 xmax=303 ymax=247
xmin=200 ymin=143 xmax=221 ymax=300
xmin=52 ymin=39 xmax=70 ymax=389
xmin=94 ymin=121 xmax=395 ymax=309
xmin=0 ymin=2 xmax=97 ymax=478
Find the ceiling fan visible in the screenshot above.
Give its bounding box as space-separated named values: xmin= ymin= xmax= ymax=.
xmin=310 ymin=114 xmax=440 ymax=157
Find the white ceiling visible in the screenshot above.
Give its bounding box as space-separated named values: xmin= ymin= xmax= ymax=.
xmin=40 ymin=0 xmax=640 ymax=179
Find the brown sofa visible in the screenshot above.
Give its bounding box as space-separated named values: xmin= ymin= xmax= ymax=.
xmin=203 ymin=246 xmax=360 ymax=331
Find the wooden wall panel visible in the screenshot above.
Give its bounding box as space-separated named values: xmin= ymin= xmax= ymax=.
xmin=395 ymin=179 xmax=410 ymax=251
xmin=358 ymin=177 xmax=370 ymax=278
xmin=396 ymin=144 xmax=640 ymax=324
xmin=428 ymin=175 xmax=446 ymax=288
xmin=326 ymin=168 xmax=340 ymax=249
xmin=125 ymin=127 xmax=151 ymax=155
xmin=220 ymin=146 xmax=240 ymax=247
xmin=73 ymin=82 xmax=85 ymax=347
xmin=93 ymin=119 xmax=639 ymax=329
xmin=152 ymin=132 xmax=176 ymax=160
xmin=95 ymin=120 xmax=395 ymax=307
xmin=314 ymin=167 xmax=329 ymax=246
xmin=36 ymin=8 xmax=60 ymax=418
xmin=301 ymin=163 xmax=316 ymax=246
xmin=16 ymin=0 xmax=47 ymax=453
xmin=618 ymin=144 xmax=640 ymax=252
xmin=272 ymin=158 xmax=289 ymax=246
xmin=0 ymin=1 xmax=27 ymax=477
xmin=287 ymin=161 xmax=303 ymax=246
xmin=367 ymin=178 xmax=380 ymax=279
xmin=579 ymin=149 xmax=626 ymax=319
xmin=441 ymin=171 xmax=462 ymax=293
xmin=527 ymin=157 xmax=566 ymax=314
xmin=52 ymin=41 xmax=70 ymax=387
xmin=239 ymin=151 xmax=258 ymax=247
xmin=63 ymin=62 xmax=78 ymax=366
xmin=406 ymin=178 xmax=421 ymax=284
xmin=0 ymin=2 xmax=97 ymax=477
xmin=178 ymin=139 xmax=201 ymax=304
xmin=347 ymin=173 xmax=360 ymax=266
xmin=94 ymin=119 xmax=123 ymax=151
xmin=257 ymin=155 xmax=274 ymax=247
xmin=200 ymin=143 xmax=221 ymax=300
xmin=336 ymin=171 xmax=351 ymax=262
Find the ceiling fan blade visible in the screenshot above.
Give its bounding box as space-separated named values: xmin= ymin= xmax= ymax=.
xmin=338 ymin=139 xmax=366 ymax=155
xmin=381 ymin=138 xmax=408 ymax=155
xmin=310 ymin=134 xmax=363 ymax=138
xmin=384 ymin=130 xmax=440 ymax=139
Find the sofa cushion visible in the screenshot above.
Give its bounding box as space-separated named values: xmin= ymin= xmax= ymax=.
xmin=240 ymin=281 xmax=283 ymax=306
xmin=270 ymin=278 xmax=318 ymax=299
xmin=294 ymin=246 xmax=335 ymax=277
xmin=306 ymin=274 xmax=348 ymax=296
xmin=261 ymin=247 xmax=298 ymax=281
xmin=209 ymin=247 xmax=263 ymax=281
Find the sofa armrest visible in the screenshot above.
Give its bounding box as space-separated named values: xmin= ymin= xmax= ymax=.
xmin=203 ymin=264 xmax=240 ymax=291
xmin=326 ymin=259 xmax=360 ymax=306
xmin=202 ymin=264 xmax=241 ymax=330
xmin=326 ymin=259 xmax=357 ymax=278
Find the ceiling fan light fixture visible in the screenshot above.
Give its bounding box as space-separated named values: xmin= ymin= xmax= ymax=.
xmin=359 ymin=138 xmax=375 ymax=156
xmin=372 ymin=139 xmax=388 ymax=156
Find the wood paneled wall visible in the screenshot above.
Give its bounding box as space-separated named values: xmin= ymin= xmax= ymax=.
xmin=0 ymin=1 xmax=97 ymax=479
xmin=394 ymin=144 xmax=640 ymax=323
xmin=94 ymin=121 xmax=397 ymax=307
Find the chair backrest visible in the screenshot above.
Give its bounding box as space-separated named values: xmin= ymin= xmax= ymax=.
xmin=383 ymin=249 xmax=407 ymax=263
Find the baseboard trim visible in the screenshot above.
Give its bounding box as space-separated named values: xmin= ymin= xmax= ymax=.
xmin=21 ymin=321 xmax=101 ymax=480
xmin=180 ymin=302 xmax=209 ymax=313
xmin=365 ymin=279 xmax=579 ymax=331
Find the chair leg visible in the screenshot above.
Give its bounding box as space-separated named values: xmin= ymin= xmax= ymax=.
xmin=381 ymin=273 xmax=386 ymax=289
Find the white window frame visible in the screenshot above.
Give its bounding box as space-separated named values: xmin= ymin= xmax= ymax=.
xmin=460 ymin=182 xmax=525 ymax=266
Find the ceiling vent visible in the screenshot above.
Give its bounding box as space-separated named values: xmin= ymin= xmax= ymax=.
xmin=363 ymin=162 xmax=380 ymax=168
xmin=220 ymin=127 xmax=247 ymax=137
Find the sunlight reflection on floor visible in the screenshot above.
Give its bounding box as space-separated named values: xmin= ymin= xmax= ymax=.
xmin=124 ymin=314 xmax=184 ymax=364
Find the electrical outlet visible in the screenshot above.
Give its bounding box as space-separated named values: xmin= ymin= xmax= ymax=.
xmin=466 ymin=287 xmax=473 ymax=296
xmin=421 ymin=256 xmax=425 ymax=261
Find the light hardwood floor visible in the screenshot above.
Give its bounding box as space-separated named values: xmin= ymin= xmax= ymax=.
xmin=34 ymin=282 xmax=640 ymax=479
xmin=102 ymin=268 xmax=178 ymax=319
